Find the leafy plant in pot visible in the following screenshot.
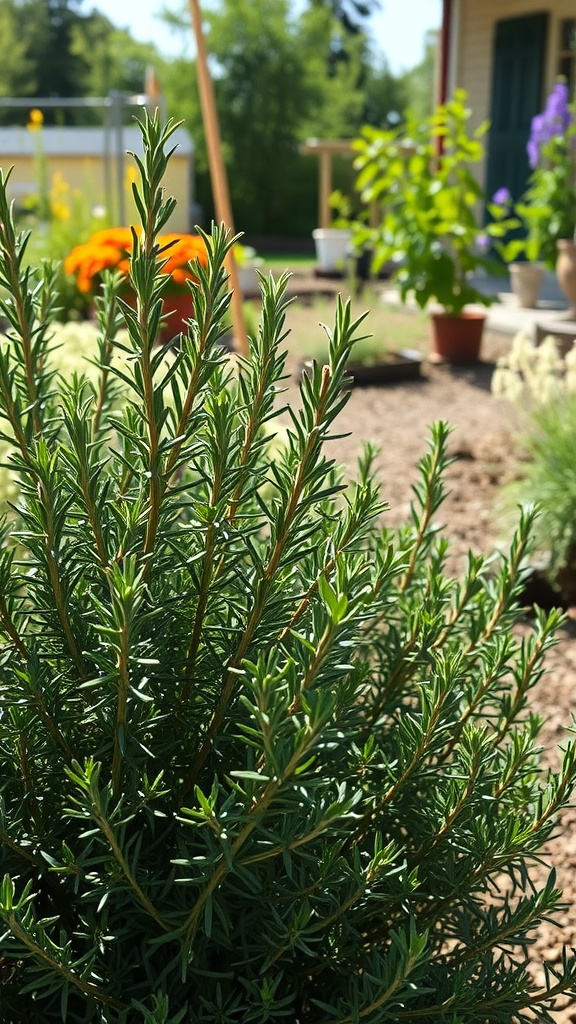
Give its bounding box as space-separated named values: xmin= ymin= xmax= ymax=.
xmin=3 ymin=113 xmax=576 ymax=1023
xmin=524 ymin=80 xmax=576 ymax=313
xmin=234 ymin=242 xmax=264 ymax=296
xmin=488 ymin=186 xmax=550 ymax=308
xmin=350 ymin=90 xmax=501 ymax=363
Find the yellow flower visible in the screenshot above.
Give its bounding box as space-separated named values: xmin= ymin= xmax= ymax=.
xmin=51 ymin=201 xmax=69 ymax=222
xmin=27 ymin=108 xmax=44 ymax=132
xmin=50 ymin=172 xmax=72 ymax=221
xmin=124 ymin=164 xmax=138 ymax=188
xmin=51 ymin=171 xmax=69 ymax=195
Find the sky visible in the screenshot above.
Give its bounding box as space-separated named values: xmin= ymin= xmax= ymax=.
xmin=87 ymin=0 xmax=442 ymax=76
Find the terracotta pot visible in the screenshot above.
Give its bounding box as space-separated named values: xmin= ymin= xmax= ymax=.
xmin=120 ymin=288 xmax=194 ymax=345
xmin=509 ymin=262 xmax=544 ymax=308
xmin=429 ymin=311 xmax=486 ymax=364
xmin=556 ymin=239 xmax=576 ymax=314
xmin=158 ymin=291 xmax=194 ymax=344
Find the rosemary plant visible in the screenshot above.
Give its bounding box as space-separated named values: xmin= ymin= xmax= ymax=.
xmin=1 ymin=114 xmax=576 ymax=1024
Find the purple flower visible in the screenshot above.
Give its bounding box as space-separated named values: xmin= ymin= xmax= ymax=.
xmin=528 ymin=112 xmax=549 ymax=168
xmin=476 ymin=233 xmax=490 ymax=252
xmin=527 ymin=83 xmax=575 ymax=167
xmin=545 ymin=81 xmax=571 ymax=130
xmin=527 ymin=133 xmax=540 ymax=170
xmin=492 ymin=187 xmax=511 ymax=205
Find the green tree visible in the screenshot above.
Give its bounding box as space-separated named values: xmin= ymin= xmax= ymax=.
xmin=297 ymin=3 xmax=369 ymax=136
xmin=307 ymin=0 xmax=379 ymax=72
xmin=0 ymin=1 xmax=162 ymax=125
xmin=184 ymin=0 xmax=316 ymax=234
xmin=71 ymin=13 xmax=160 ymax=98
xmin=160 ymin=0 xmax=386 ymax=234
xmin=309 ymin=0 xmax=380 ymax=33
xmin=401 ymin=28 xmax=439 ymax=120
xmin=0 ymin=0 xmax=87 ymax=115
xmin=28 ymin=0 xmax=86 ymax=101
xmin=158 ymin=0 xmax=410 ymax=235
xmin=0 ymin=0 xmax=37 ymax=98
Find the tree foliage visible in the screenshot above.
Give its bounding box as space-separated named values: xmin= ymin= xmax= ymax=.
xmin=401 ymin=29 xmax=439 ymax=120
xmin=309 ymin=0 xmax=380 ymax=35
xmin=198 ymin=0 xmax=314 ymax=233
xmin=162 ymin=0 xmax=387 ymax=233
xmin=0 ymin=0 xmax=37 ymax=98
xmin=0 ymin=0 xmax=158 ymax=123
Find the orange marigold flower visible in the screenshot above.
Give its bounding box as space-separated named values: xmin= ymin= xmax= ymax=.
xmin=171 ymin=268 xmax=196 ymax=286
xmin=65 ymin=228 xmax=208 ymax=294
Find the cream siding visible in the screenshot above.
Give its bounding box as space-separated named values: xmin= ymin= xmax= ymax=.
xmin=453 ymin=1 xmax=575 ymax=188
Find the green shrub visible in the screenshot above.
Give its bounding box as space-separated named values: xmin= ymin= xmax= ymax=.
xmin=1 ymin=115 xmax=576 ymax=1024
xmin=503 ymin=392 xmax=576 ymax=603
xmin=349 ymin=90 xmax=502 ymax=316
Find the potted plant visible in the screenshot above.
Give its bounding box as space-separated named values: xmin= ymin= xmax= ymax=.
xmin=523 ymin=80 xmax=576 ymax=311
xmin=350 ymin=90 xmax=501 ymax=363
xmin=65 ymin=226 xmax=209 ymax=341
xmin=488 ymin=186 xmax=550 ymax=308
xmin=312 ymin=193 xmax=353 ymax=277
xmin=312 ymin=224 xmax=352 ymax=275
xmin=234 ymin=242 xmax=264 ymax=296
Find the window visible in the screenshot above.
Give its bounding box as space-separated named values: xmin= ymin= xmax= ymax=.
xmin=559 ymin=18 xmax=576 ymax=93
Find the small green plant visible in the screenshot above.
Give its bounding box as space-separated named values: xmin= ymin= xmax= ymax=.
xmin=300 ymin=325 xmax=387 ymax=366
xmin=285 ymin=295 xmax=428 ymax=366
xmin=488 ymin=188 xmax=550 ymax=265
xmin=350 ymin=90 xmax=501 ymax=315
xmin=1 ymin=114 xmax=576 ymax=1024
xmin=493 ymin=332 xmax=576 ymax=601
xmin=500 ymin=389 xmax=576 ymax=603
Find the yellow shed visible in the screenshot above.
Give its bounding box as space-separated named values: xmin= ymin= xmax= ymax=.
xmin=0 ymin=125 xmax=195 ymax=232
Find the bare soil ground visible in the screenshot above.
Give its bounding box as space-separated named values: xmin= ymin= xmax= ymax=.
xmin=281 ymin=318 xmax=576 ymax=1023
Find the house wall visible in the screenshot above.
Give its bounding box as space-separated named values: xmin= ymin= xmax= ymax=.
xmin=451 ymin=0 xmax=574 ymax=188
xmin=1 ymin=153 xmax=191 ymax=233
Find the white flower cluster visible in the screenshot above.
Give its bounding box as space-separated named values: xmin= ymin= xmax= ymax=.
xmin=491 ymin=330 xmax=576 ymax=406
xmin=48 ymin=320 xmax=130 ymax=382
xmin=0 ymin=321 xmax=130 ymax=514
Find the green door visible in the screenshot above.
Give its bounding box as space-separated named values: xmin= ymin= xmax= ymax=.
xmin=486 ymin=13 xmax=548 ymax=202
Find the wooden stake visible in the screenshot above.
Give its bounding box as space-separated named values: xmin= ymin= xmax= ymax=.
xmin=187 ymin=0 xmax=249 ymax=356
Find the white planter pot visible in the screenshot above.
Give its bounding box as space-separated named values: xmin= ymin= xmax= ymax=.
xmin=556 ymin=240 xmax=576 ymax=314
xmin=312 ymin=228 xmax=352 ymax=274
xmin=509 ymin=262 xmax=544 ymax=308
xmin=237 ymin=265 xmax=260 ymax=296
